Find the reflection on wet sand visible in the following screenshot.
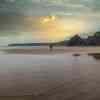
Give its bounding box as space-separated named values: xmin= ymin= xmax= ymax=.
xmin=0 ymin=47 xmax=100 ymax=100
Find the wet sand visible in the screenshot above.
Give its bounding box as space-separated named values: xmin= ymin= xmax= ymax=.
xmin=0 ymin=47 xmax=100 ymax=100
xmin=2 ymin=46 xmax=100 ymax=54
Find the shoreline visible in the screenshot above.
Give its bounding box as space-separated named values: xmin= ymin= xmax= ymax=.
xmin=1 ymin=47 xmax=100 ymax=54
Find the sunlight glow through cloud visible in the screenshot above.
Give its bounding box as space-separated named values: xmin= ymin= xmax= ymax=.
xmin=0 ymin=0 xmax=100 ymax=45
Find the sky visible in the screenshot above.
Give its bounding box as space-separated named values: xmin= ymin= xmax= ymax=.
xmin=0 ymin=0 xmax=100 ymax=45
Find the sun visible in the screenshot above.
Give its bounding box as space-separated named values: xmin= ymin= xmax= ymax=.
xmin=41 ymin=15 xmax=56 ymax=24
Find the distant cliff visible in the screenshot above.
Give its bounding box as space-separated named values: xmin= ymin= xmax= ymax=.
xmin=8 ymin=43 xmax=50 ymax=46
xmin=8 ymin=41 xmax=68 ymax=47
xmin=8 ymin=31 xmax=100 ymax=47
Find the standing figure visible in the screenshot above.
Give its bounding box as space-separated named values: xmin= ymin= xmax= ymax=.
xmin=49 ymin=44 xmax=53 ymax=51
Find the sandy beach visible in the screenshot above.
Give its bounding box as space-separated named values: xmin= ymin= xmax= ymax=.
xmin=0 ymin=47 xmax=100 ymax=100
xmin=2 ymin=46 xmax=100 ymax=54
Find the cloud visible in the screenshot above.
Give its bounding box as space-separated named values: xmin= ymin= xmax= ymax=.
xmin=0 ymin=0 xmax=98 ymax=16
xmin=0 ymin=0 xmax=100 ymax=44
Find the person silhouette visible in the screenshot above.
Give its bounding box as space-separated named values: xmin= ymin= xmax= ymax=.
xmin=49 ymin=44 xmax=53 ymax=51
